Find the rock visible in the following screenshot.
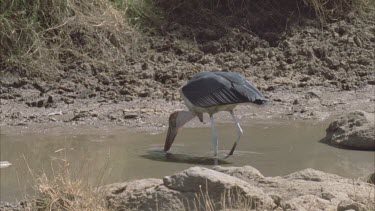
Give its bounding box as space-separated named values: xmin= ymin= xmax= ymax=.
xmin=33 ymin=81 xmax=50 ymax=93
xmin=367 ymin=172 xmax=375 ymax=185
xmin=100 ymin=179 xmax=187 ymax=211
xmin=305 ymin=90 xmax=321 ymax=99
xmin=97 ymin=73 xmax=111 ymax=85
xmin=59 ymin=82 xmax=75 ymax=92
xmin=337 ymin=200 xmax=368 ymax=211
xmin=212 ymin=165 xmax=264 ymax=181
xmin=71 ymin=110 xmax=91 ymax=121
xmin=26 ymin=96 xmax=54 ymax=108
xmin=267 ymin=192 xmax=282 ymax=207
xmin=283 ymin=168 xmax=343 ymax=182
xmin=0 ymin=93 xmax=14 ymax=99
xmin=107 ymin=110 xmax=124 ymax=121
xmin=322 ymin=111 xmax=375 ymax=150
xmin=281 ymin=195 xmax=335 ymax=211
xmin=163 ymin=167 xmax=275 ymax=209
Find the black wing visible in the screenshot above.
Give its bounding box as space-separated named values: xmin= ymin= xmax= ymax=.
xmin=182 ymin=72 xmax=265 ymax=108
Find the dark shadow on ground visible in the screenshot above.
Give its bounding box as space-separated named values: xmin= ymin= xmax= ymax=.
xmin=141 ymin=150 xmax=231 ymax=165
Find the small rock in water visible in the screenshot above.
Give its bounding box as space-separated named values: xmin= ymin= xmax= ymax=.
xmin=367 ymin=172 xmax=375 ymax=185
xmin=322 ymin=110 xmax=375 ymax=150
xmin=0 ymin=161 xmax=12 ymax=168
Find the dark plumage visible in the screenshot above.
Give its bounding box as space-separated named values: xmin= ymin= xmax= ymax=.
xmin=182 ymin=72 xmax=266 ymax=108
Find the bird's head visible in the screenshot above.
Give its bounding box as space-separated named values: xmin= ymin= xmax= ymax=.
xmin=164 ymin=110 xmax=195 ymax=152
xmin=165 ymin=111 xmax=179 ymax=152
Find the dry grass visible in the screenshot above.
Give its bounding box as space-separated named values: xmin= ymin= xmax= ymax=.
xmin=0 ymin=0 xmax=138 ymax=80
xmin=34 ymin=172 xmax=106 ymax=210
xmin=302 ymin=0 xmax=371 ymax=22
xmin=186 ymin=185 xmax=267 ymax=211
xmin=19 ymin=157 xmax=107 ymax=211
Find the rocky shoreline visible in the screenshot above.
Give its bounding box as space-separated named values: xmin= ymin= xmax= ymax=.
xmin=2 ymin=166 xmax=374 ymax=210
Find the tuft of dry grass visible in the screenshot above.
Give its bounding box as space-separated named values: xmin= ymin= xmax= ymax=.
xmin=34 ymin=173 xmax=107 ymax=210
xmin=21 ymin=159 xmax=108 ymax=211
xmin=187 ymin=184 xmax=268 ymax=211
xmin=302 ymin=0 xmax=371 ymax=23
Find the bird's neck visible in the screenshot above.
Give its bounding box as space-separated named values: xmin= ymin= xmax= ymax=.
xmin=175 ymin=110 xmax=195 ymax=128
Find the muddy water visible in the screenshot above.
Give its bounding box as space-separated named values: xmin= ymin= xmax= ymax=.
xmin=1 ymin=121 xmax=374 ymax=202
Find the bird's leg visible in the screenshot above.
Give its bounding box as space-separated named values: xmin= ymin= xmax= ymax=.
xmin=210 ymin=115 xmax=219 ymax=165
xmin=225 ymin=111 xmax=243 ymax=158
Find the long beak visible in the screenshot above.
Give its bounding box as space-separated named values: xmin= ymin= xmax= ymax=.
xmin=164 ymin=125 xmax=178 ymax=152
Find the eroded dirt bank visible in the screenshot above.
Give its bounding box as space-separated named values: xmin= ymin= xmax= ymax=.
xmin=1 ymin=4 xmax=374 ymax=131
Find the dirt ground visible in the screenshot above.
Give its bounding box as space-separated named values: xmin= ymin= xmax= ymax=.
xmin=1 ymin=3 xmax=374 ymax=132
xmin=1 ymin=85 xmax=374 ymax=136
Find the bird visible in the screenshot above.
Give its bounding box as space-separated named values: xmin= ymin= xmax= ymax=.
xmin=164 ymin=71 xmax=267 ymax=161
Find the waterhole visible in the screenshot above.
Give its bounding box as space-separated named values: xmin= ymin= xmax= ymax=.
xmin=1 ymin=120 xmax=374 ymax=202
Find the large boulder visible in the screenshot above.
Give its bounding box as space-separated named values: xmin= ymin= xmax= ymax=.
xmin=283 ymin=168 xmax=343 ymax=182
xmin=163 ymin=166 xmax=275 ymax=210
xmin=322 ymin=111 xmax=375 ymax=150
xmin=99 ymin=178 xmax=188 ymax=211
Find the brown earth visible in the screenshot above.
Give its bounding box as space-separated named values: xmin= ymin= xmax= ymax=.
xmin=1 ymin=7 xmax=374 ymax=130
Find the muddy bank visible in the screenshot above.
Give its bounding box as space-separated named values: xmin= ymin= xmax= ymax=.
xmin=1 ymin=8 xmax=374 ymax=130
xmin=1 ymin=85 xmax=374 ymax=133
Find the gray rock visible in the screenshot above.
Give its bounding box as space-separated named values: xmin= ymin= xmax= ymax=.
xmin=163 ymin=166 xmax=275 ymax=210
xmin=337 ymin=200 xmax=368 ymax=211
xmin=322 ymin=111 xmax=375 ymax=150
xmin=281 ymin=195 xmax=335 ymax=211
xmin=367 ymin=172 xmax=375 ymax=185
xmin=212 ymin=165 xmax=264 ymax=181
xmin=283 ymin=168 xmax=343 ymax=182
xmin=99 ymin=178 xmax=187 ymax=211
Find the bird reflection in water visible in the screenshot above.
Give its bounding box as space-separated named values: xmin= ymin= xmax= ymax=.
xmin=142 ymin=150 xmax=231 ymax=165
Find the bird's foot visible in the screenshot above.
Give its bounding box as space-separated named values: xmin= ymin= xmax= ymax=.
xmin=224 ymin=153 xmax=233 ymax=159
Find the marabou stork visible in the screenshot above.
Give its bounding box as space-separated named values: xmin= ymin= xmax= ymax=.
xmin=164 ymin=71 xmax=267 ymax=161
